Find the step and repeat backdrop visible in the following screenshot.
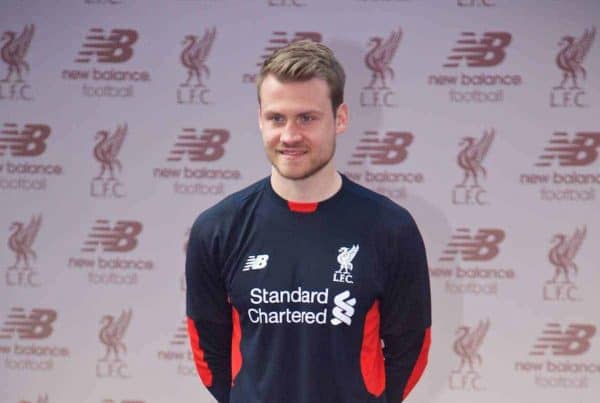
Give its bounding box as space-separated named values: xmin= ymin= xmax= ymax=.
xmin=1 ymin=0 xmax=599 ymax=402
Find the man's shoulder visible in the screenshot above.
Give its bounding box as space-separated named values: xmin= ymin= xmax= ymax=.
xmin=191 ymin=177 xmax=268 ymax=229
xmin=342 ymin=175 xmax=414 ymax=225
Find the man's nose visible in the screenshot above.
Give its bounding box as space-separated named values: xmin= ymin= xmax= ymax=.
xmin=280 ymin=121 xmax=303 ymax=144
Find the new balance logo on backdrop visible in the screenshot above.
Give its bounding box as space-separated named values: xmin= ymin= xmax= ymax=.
xmin=243 ymin=255 xmax=269 ymax=271
xmin=331 ymin=290 xmax=356 ymax=326
xmin=348 ymin=131 xmax=413 ymax=166
xmin=170 ymin=319 xmax=188 ymax=346
xmin=75 ymin=28 xmax=138 ymax=63
xmin=444 ymin=32 xmax=511 ymax=68
xmin=81 ymin=220 xmax=142 ymax=253
xmin=0 ymin=123 xmax=50 ymax=157
xmin=257 ymin=31 xmax=322 ymax=67
xmin=167 ymin=128 xmax=230 ymax=162
xmin=530 ymin=323 xmax=595 ymax=356
xmin=440 ymin=228 xmax=505 ymax=262
xmin=535 ymin=132 xmax=600 ymax=167
xmin=0 ymin=307 xmax=56 ymax=339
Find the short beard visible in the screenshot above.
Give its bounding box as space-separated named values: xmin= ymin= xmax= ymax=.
xmin=271 ymin=142 xmax=336 ymax=181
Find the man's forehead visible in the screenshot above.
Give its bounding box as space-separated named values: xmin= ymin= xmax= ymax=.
xmin=259 ymin=75 xmax=332 ymax=111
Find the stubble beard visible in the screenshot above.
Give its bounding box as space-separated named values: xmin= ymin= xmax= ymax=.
xmin=270 ymin=141 xmax=337 ymax=181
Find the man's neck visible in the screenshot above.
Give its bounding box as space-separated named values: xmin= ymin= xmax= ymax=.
xmin=270 ymin=166 xmax=342 ymax=203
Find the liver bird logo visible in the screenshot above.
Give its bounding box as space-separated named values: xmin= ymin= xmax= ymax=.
xmin=548 ymin=226 xmax=586 ymax=284
xmin=364 ymin=29 xmax=402 ymax=89
xmin=99 ymin=309 xmax=132 ymax=362
xmin=457 ymin=129 xmax=494 ymax=188
xmin=94 ymin=124 xmax=127 ymax=180
xmin=554 ymin=27 xmax=596 ymax=90
xmin=336 ymin=244 xmax=359 ymax=274
xmin=8 ymin=215 xmax=42 ymax=270
xmin=452 ymin=319 xmax=490 ymax=374
xmin=180 ymin=28 xmax=216 ymax=87
xmin=1 ymin=24 xmax=34 ymax=83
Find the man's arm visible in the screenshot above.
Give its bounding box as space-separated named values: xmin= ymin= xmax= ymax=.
xmin=186 ymin=216 xmax=232 ymax=403
xmin=380 ymin=213 xmax=432 ymax=402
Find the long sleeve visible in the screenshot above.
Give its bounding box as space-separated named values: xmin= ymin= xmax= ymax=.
xmin=186 ymin=215 xmax=232 ymax=403
xmin=380 ymin=213 xmax=432 ymax=402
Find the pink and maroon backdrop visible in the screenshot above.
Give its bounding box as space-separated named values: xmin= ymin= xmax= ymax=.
xmin=1 ymin=0 xmax=599 ymax=402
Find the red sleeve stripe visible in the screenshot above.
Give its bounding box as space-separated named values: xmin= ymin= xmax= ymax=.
xmin=231 ymin=307 xmax=243 ymax=385
xmin=187 ymin=317 xmax=213 ymax=387
xmin=360 ymin=300 xmax=386 ymax=397
xmin=402 ymin=327 xmax=431 ymax=400
xmin=287 ymin=201 xmax=318 ymax=213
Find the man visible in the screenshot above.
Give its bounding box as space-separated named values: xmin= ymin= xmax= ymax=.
xmin=186 ymin=40 xmax=431 ymax=403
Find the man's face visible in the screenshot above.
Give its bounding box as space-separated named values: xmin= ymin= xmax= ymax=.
xmin=258 ymin=75 xmax=348 ymax=181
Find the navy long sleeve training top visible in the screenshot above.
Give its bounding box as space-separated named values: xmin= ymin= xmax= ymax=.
xmin=186 ymin=175 xmax=431 ymax=403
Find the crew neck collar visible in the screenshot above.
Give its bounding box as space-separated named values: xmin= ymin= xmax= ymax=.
xmin=264 ymin=174 xmax=347 ymax=213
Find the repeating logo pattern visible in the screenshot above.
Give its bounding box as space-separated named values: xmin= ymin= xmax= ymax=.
xmin=167 ymin=128 xmax=229 ymax=162
xmin=91 ymin=124 xmax=127 ymax=198
xmin=177 ymin=28 xmax=216 ymax=105
xmin=520 ymin=131 xmax=600 ymax=202
xmin=0 ymin=308 xmax=56 ymax=340
xmin=0 ymin=123 xmax=49 ymax=157
xmin=97 ymin=309 xmax=132 ymax=378
xmin=361 ymin=28 xmax=401 ymax=108
xmin=428 ymin=31 xmax=522 ymax=103
xmin=453 ymin=129 xmax=494 ymax=205
xmin=343 ymin=130 xmax=423 ymax=201
xmin=444 ymin=32 xmax=511 ymax=68
xmin=75 ymin=29 xmax=138 ymax=64
xmin=242 ymin=31 xmax=322 ymax=83
xmin=61 ymin=27 xmax=150 ymax=98
xmin=81 ymin=220 xmax=142 ymax=253
xmin=348 ymin=131 xmax=412 ymax=166
xmin=450 ymin=319 xmax=489 ymax=390
xmin=439 ymin=228 xmax=504 ymax=262
xmin=1 ymin=24 xmax=35 ymax=101
xmin=153 ymin=128 xmax=240 ymax=196
xmin=530 ymin=323 xmax=595 ymax=356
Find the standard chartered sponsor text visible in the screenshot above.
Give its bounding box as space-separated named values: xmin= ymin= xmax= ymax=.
xmin=248 ymin=287 xmax=329 ymax=325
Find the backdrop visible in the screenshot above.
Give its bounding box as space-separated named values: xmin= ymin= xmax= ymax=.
xmin=1 ymin=1 xmax=599 ymax=402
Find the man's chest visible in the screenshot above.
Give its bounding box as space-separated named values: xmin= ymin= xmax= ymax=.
xmin=223 ymin=224 xmax=386 ymax=327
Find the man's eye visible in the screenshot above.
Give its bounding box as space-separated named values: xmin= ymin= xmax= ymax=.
xmin=299 ymin=115 xmax=315 ymax=124
xmin=269 ymin=115 xmax=285 ymax=124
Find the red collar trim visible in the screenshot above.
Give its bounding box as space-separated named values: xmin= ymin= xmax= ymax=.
xmin=287 ymin=201 xmax=318 ymax=213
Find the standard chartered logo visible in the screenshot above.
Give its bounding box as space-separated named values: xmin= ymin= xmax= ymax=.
xmin=246 ymin=287 xmax=357 ymax=327
xmin=331 ymin=290 xmax=356 ymax=326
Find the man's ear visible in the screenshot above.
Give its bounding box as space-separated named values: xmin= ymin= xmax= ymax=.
xmin=335 ymin=103 xmax=349 ymax=135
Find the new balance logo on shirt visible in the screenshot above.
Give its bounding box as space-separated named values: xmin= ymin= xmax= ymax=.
xmin=243 ymin=254 xmax=269 ymax=271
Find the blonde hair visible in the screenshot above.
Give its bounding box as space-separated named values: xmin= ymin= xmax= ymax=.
xmin=257 ymin=40 xmax=346 ymax=113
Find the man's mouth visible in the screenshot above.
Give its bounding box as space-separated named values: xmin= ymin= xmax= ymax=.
xmin=278 ymin=149 xmax=307 ymax=156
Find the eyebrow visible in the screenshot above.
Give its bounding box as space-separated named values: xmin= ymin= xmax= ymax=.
xmin=262 ymin=109 xmax=323 ymax=116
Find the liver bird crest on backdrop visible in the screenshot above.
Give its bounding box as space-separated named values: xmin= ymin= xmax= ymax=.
xmin=364 ymin=29 xmax=402 ymax=89
xmin=1 ymin=24 xmax=34 ymax=82
xmin=548 ymin=226 xmax=586 ymax=284
xmin=8 ymin=215 xmax=42 ymax=270
xmin=555 ymin=27 xmax=596 ymax=90
xmin=453 ymin=319 xmax=490 ymax=374
xmin=94 ymin=124 xmax=127 ymax=181
xmin=99 ymin=309 xmax=132 ymax=362
xmin=180 ymin=28 xmax=216 ymax=87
